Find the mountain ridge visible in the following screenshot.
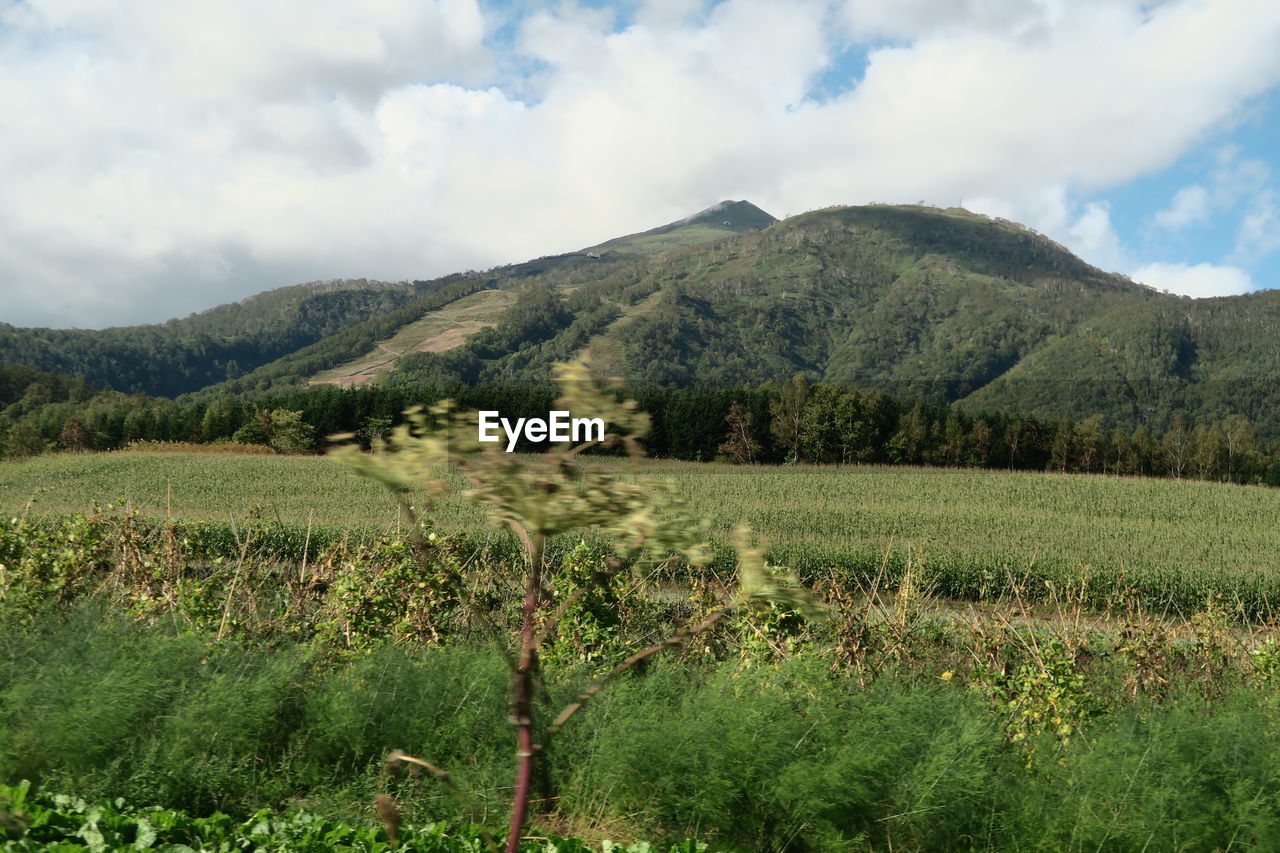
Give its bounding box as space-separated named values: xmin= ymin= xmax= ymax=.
xmin=2 ymin=201 xmax=1277 ymax=437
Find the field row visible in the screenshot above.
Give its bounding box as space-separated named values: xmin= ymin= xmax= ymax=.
xmin=3 ymin=451 xmax=1279 ymax=614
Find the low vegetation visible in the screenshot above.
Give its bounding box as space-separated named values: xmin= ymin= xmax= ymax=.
xmin=5 ymin=512 xmax=1280 ymax=850
xmin=0 ymin=780 xmax=699 ymax=852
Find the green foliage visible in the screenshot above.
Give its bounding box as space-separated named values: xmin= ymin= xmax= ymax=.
xmin=0 ymin=781 xmax=699 ymax=852
xmin=11 ymin=569 xmax=1280 ymax=849
xmin=310 ymin=539 xmax=465 ymax=651
xmin=1249 ymin=638 xmax=1280 ymax=685
xmin=229 ymin=408 xmax=315 ymax=452
xmin=0 ymin=425 xmax=48 ymax=459
xmin=540 ymin=541 xmax=644 ymax=668
xmin=971 ymin=637 xmax=1094 ymax=765
xmin=1003 ymin=690 xmax=1280 ymax=850
xmin=0 ymin=364 xmax=94 ymax=410
xmin=0 ymin=513 xmax=116 ymax=624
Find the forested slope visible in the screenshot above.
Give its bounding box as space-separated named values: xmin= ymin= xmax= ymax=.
xmin=0 ymin=278 xmax=424 ymax=395
xmin=4 ymin=202 xmax=1278 ymax=438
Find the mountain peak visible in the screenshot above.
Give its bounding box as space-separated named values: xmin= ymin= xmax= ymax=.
xmin=591 ymin=199 xmax=777 ymax=254
xmin=674 ymin=199 xmax=777 ymax=230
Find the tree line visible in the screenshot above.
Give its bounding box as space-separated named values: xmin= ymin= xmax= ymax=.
xmin=699 ymin=376 xmax=1278 ymax=485
xmin=3 ymin=372 xmax=1279 ymax=487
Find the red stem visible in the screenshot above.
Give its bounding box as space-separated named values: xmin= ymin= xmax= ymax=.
xmin=506 ymin=529 xmax=544 ymax=853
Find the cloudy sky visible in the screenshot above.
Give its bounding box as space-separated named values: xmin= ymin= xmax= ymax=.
xmin=3 ymin=0 xmax=1279 ymax=328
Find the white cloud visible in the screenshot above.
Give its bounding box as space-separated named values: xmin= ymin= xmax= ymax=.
xmin=1235 ymin=190 xmax=1280 ymax=260
xmin=838 ymin=0 xmax=1070 ymax=41
xmin=7 ymin=0 xmax=492 ymax=104
xmin=1132 ymin=261 xmax=1256 ymax=298
xmin=1145 ymin=148 xmax=1279 ymax=268
xmin=966 ymin=188 xmax=1129 ymax=271
xmin=1211 ymin=144 xmax=1272 ymax=207
xmin=2 ymin=0 xmax=1280 ymax=327
xmin=1065 ymin=202 xmax=1128 ymax=271
xmin=1155 ymin=184 xmax=1210 ymax=229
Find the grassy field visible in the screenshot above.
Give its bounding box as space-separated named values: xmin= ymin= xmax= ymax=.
xmin=8 ymin=451 xmax=1280 ymax=849
xmin=12 ymin=610 xmax=1280 ymax=852
xmin=4 ymin=451 xmax=1279 ymax=611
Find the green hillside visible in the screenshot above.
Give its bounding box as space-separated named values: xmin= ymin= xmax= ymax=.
xmin=591 ymin=199 xmax=778 ymax=253
xmin=374 ymin=203 xmax=1280 ymax=436
xmin=0 ymin=278 xmax=427 ymax=396
xmin=593 ymin=205 xmax=1152 ymax=389
xmin=4 ymin=201 xmax=1278 ymax=437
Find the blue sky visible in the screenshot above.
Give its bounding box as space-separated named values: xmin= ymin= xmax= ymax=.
xmin=1099 ymin=88 xmax=1279 ymax=294
xmin=2 ymin=0 xmax=1279 ymax=327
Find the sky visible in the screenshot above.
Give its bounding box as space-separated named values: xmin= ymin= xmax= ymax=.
xmin=2 ymin=0 xmax=1280 ymax=329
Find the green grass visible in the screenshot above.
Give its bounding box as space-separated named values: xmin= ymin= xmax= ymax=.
xmin=4 ymin=452 xmax=1279 ymax=613
xmin=9 ymin=611 xmax=1280 ymax=851
xmin=0 ymin=452 xmax=412 ymax=531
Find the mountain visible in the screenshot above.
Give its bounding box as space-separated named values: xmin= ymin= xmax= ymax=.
xmin=0 ymin=279 xmax=429 ymax=396
xmin=3 ymin=201 xmax=1279 ymax=438
xmin=357 ymin=203 xmax=1280 ymax=437
xmin=280 ymin=201 xmax=781 ymax=388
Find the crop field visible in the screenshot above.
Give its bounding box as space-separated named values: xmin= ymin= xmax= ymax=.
xmin=4 ymin=450 xmax=1280 ymax=612
xmin=7 ymin=450 xmax=1280 ymax=849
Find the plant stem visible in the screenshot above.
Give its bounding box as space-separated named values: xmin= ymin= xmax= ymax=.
xmin=507 ymin=528 xmax=544 ymax=853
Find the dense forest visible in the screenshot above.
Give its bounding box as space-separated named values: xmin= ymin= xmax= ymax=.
xmin=3 ymin=371 xmax=1277 ymax=487
xmin=0 ymin=279 xmax=433 ymax=396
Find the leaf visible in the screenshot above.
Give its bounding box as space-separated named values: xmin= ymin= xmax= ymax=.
xmin=133 ymin=817 xmax=157 ymax=849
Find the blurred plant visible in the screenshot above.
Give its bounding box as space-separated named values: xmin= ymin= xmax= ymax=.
xmin=330 ymin=358 xmax=812 ymax=853
xmin=1190 ymin=593 xmax=1239 ymax=698
xmin=1249 ymin=637 xmax=1280 ymax=686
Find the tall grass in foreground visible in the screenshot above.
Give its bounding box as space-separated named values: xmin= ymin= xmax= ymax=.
xmin=7 ymin=608 xmax=1280 ymax=851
